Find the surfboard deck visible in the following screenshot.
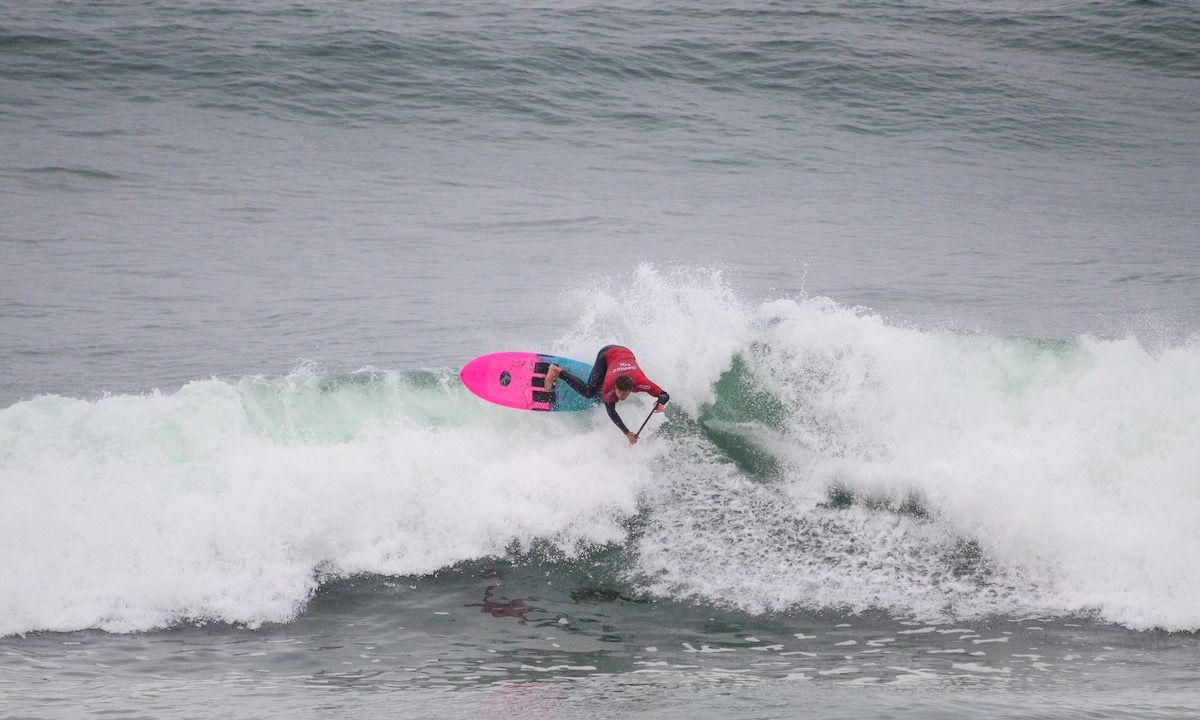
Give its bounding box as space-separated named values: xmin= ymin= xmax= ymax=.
xmin=460 ymin=351 xmax=597 ymax=412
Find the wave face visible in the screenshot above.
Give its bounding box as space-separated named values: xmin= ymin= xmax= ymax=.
xmin=3 ymin=267 xmax=1199 ymax=635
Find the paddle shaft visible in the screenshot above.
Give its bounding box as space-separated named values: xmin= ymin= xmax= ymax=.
xmin=634 ymin=404 xmax=657 ymax=438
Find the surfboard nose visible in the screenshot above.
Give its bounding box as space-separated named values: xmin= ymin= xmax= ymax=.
xmin=460 ymin=351 xmax=596 ymax=412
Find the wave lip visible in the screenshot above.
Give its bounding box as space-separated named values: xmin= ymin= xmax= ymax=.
xmin=621 ymin=282 xmax=1200 ymax=632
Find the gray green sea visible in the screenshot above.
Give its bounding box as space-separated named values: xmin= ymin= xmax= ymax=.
xmin=2 ymin=1 xmax=1199 ymax=717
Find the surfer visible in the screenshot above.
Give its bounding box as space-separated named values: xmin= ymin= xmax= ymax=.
xmin=544 ymin=345 xmax=669 ymax=445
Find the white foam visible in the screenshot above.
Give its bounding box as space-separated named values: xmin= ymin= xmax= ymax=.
xmin=602 ymin=267 xmax=1200 ymax=631
xmin=557 ymin=264 xmax=750 ymax=416
xmin=0 ymin=368 xmax=656 ymax=635
xmin=4 ymin=266 xmax=1200 ymax=634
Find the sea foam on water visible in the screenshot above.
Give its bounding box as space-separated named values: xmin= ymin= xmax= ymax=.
xmin=2 ymin=268 xmax=1198 ymax=635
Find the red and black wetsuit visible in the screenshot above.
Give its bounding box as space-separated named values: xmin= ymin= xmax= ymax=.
xmin=557 ymin=345 xmax=670 ymax=435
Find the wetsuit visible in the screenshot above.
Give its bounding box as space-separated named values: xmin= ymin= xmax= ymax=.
xmin=557 ymin=345 xmax=670 ymax=434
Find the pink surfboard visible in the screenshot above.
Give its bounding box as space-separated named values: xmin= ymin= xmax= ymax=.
xmin=460 ymin=351 xmax=596 ymax=412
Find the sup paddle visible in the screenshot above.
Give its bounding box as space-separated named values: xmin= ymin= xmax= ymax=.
xmin=634 ymin=404 xmax=658 ymax=438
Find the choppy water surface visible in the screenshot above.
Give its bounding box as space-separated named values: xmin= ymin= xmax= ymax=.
xmin=2 ymin=0 xmax=1199 ymax=717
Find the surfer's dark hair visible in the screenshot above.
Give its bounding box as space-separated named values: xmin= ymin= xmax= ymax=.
xmin=616 ymin=375 xmax=634 ymax=392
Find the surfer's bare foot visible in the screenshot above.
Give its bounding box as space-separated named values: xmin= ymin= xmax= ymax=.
xmin=544 ymin=364 xmax=561 ymax=389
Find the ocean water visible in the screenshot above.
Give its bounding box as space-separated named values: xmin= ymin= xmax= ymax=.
xmin=2 ymin=1 xmax=1199 ymax=717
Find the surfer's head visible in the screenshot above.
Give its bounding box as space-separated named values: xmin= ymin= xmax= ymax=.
xmin=615 ymin=374 xmax=634 ymax=401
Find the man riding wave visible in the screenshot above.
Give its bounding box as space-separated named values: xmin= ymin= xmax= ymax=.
xmin=544 ymin=345 xmax=669 ymax=445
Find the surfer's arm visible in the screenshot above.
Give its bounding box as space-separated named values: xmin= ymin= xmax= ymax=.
xmin=605 ymin=401 xmax=630 ymax=434
xmin=637 ymin=375 xmax=666 ymax=401
xmin=640 ymin=379 xmax=668 ymax=410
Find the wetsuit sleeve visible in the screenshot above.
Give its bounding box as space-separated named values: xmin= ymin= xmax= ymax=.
xmin=633 ymin=371 xmax=665 ymax=400
xmin=642 ymin=379 xmax=666 ymax=401
xmin=605 ymin=401 xmax=630 ymax=434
